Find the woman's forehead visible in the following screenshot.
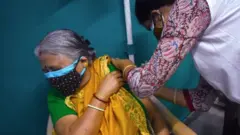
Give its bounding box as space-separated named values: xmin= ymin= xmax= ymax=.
xmin=39 ymin=54 xmax=73 ymax=68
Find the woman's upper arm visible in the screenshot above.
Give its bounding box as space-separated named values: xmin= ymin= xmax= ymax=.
xmin=141 ymin=98 xmax=169 ymax=135
xmin=55 ymin=115 xmax=78 ymax=135
xmin=48 ymin=89 xmax=77 ymax=134
xmin=127 ymin=0 xmax=211 ymax=98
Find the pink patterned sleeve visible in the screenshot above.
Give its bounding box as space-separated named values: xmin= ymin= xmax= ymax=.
xmin=127 ymin=0 xmax=211 ymax=98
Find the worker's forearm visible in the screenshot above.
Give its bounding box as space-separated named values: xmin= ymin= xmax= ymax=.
xmin=154 ymin=87 xmax=187 ymax=107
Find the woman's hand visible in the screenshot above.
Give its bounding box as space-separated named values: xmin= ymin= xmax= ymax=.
xmin=96 ymin=71 xmax=124 ymax=100
xmin=55 ymin=73 xmax=124 ymax=135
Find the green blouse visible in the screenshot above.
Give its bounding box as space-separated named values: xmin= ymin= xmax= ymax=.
xmin=48 ymin=88 xmax=77 ymax=126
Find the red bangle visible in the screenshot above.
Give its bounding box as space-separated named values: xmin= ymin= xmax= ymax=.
xmin=93 ymin=94 xmax=109 ymax=104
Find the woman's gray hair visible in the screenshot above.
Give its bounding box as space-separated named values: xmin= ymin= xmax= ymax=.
xmin=34 ymin=29 xmax=96 ymax=62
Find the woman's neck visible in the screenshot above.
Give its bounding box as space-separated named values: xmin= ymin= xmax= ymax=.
xmin=79 ymin=67 xmax=91 ymax=89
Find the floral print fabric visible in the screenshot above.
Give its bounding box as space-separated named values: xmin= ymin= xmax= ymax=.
xmin=127 ymin=0 xmax=212 ymax=111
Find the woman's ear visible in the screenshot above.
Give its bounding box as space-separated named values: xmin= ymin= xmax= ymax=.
xmin=80 ymin=56 xmax=88 ymax=67
xmin=75 ymin=56 xmax=88 ymax=72
xmin=80 ymin=56 xmax=87 ymax=61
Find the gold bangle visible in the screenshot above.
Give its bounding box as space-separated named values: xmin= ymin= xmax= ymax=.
xmin=87 ymin=104 xmax=105 ymax=112
xmin=123 ymin=65 xmax=136 ymax=77
xmin=173 ymin=89 xmax=177 ymax=104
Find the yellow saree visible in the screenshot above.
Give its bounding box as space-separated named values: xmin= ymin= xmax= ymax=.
xmin=64 ymin=55 xmax=152 ymax=135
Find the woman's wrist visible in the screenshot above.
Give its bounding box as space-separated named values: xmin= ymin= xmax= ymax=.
xmin=94 ymin=93 xmax=110 ymax=104
xmin=90 ymin=94 xmax=108 ymax=108
xmin=95 ymin=92 xmax=110 ymax=102
xmin=90 ymin=97 xmax=107 ymax=111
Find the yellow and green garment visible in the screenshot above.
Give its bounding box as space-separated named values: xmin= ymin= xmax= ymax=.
xmin=64 ymin=55 xmax=153 ymax=135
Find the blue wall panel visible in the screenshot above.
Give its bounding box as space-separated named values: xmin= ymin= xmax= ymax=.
xmin=2 ymin=0 xmax=198 ymax=134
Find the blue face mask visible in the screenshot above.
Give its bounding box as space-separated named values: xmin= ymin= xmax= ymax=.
xmin=45 ymin=57 xmax=86 ymax=96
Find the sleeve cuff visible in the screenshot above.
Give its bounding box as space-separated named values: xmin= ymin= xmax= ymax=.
xmin=183 ymin=91 xmax=195 ymax=112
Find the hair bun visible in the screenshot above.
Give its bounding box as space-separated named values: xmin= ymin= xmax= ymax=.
xmin=85 ymin=39 xmax=91 ymax=45
xmin=87 ymin=47 xmax=96 ymax=61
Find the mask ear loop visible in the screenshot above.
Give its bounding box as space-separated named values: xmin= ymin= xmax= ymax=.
xmin=79 ymin=56 xmax=88 ymax=76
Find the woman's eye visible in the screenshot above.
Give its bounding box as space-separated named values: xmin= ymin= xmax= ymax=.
xmin=42 ymin=68 xmax=49 ymax=72
xmin=42 ymin=66 xmax=60 ymax=72
xmin=49 ymin=67 xmax=60 ymax=71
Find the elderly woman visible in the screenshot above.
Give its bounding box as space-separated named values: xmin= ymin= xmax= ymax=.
xmin=34 ymin=29 xmax=170 ymax=135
